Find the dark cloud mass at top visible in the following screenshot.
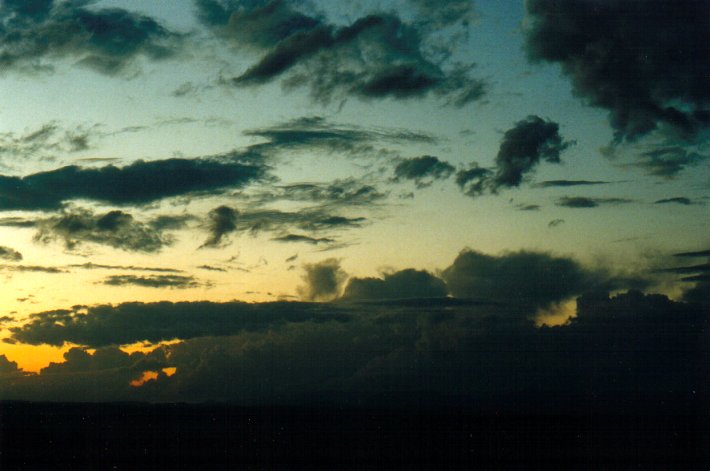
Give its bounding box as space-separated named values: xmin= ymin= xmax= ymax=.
xmin=198 ymin=0 xmax=486 ymax=105
xmin=524 ymin=0 xmax=710 ymax=142
xmin=0 ymin=0 xmax=183 ymax=75
xmin=0 ymin=157 xmax=268 ymax=210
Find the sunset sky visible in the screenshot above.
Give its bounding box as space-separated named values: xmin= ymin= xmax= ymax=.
xmin=0 ymin=0 xmax=707 ymax=406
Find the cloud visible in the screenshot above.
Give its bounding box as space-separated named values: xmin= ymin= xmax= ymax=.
xmin=0 ymin=0 xmax=184 ymax=75
xmin=250 ymin=178 xmax=387 ymax=208
xmin=200 ymin=1 xmax=486 ymax=105
xmin=9 ymin=300 xmax=350 ymax=347
xmin=197 ymin=205 xmax=366 ymax=246
xmin=69 ymin=263 xmax=182 ymax=273
xmin=654 ymin=197 xmax=694 ymax=206
xmin=534 ymin=180 xmax=611 ymax=188
xmin=273 ymin=234 xmax=335 ymax=245
xmin=392 ymin=156 xmax=455 ymax=188
xmin=674 ymin=249 xmax=710 ymax=258
xmin=298 ymin=259 xmax=346 ymax=301
xmin=440 ymin=249 xmax=646 ymax=310
xmin=0 ymin=122 xmax=98 ymax=163
xmin=34 ymin=209 xmax=173 ymax=252
xmin=524 ymin=0 xmax=710 ymax=142
xmin=457 ymin=116 xmax=573 ymax=197
xmin=201 ymin=206 xmax=239 ymax=248
xmin=0 ymin=246 xmax=22 ymax=261
xmin=632 ymin=146 xmax=708 ymax=178
xmin=547 ymin=219 xmax=564 ymax=228
xmin=0 ymin=264 xmax=65 ymax=274
xmin=4 ymin=288 xmax=705 ymax=413
xmin=556 ymin=196 xmax=633 ymax=209
xmin=101 ymin=275 xmax=202 ymax=289
xmin=492 ymin=116 xmax=573 ymax=188
xmin=341 ymin=269 xmax=447 ymax=301
xmin=515 ymin=204 xmax=540 ymax=211
xmin=0 ymin=157 xmax=268 ymax=210
xmin=244 ymin=116 xmax=436 ymax=156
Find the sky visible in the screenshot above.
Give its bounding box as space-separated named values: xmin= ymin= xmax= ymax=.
xmin=0 ymin=0 xmax=708 ymax=408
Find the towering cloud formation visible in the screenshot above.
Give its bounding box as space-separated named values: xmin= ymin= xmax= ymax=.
xmin=298 ymin=259 xmax=347 ymax=301
xmin=342 ymin=269 xmax=447 ymax=301
xmin=524 ymin=0 xmax=710 ymax=142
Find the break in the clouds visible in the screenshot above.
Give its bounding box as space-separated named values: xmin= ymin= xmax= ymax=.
xmin=101 ymin=275 xmax=202 ymax=289
xmin=457 ymin=116 xmax=573 ymax=197
xmin=556 ymin=196 xmax=633 ymax=209
xmin=0 ymin=0 xmax=184 ymax=75
xmin=0 ymin=157 xmax=268 ymax=210
xmin=34 ymin=209 xmax=174 ymax=253
xmin=341 ymin=269 xmax=447 ymax=301
xmin=391 ymin=155 xmax=455 ymax=188
xmin=0 ymin=246 xmax=22 ymax=261
xmin=524 ymin=0 xmax=710 ymax=142
xmin=199 ymin=0 xmax=485 ymax=105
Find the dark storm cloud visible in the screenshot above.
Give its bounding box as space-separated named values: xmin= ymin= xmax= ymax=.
xmin=201 ymin=205 xmax=238 ymax=248
xmin=341 ymin=269 xmax=447 ymax=301
xmin=534 ymin=180 xmax=611 ymax=188
xmin=9 ymin=300 xmax=350 ymax=347
xmin=440 ymin=249 xmax=647 ymax=310
xmin=524 ymin=0 xmax=710 ymax=142
xmin=457 ymin=116 xmax=573 ymax=197
xmin=101 ymin=275 xmax=202 ymax=289
xmin=198 ymin=1 xmax=486 ymax=106
xmin=34 ymin=209 xmax=173 ymax=252
xmin=273 ymin=234 xmax=335 ymax=245
xmin=0 ymin=157 xmax=268 ymax=210
xmin=392 ymin=155 xmax=455 ymax=188
xmin=654 ymin=197 xmax=694 ymax=206
xmin=4 ymin=288 xmax=706 ymax=412
xmin=556 ymin=196 xmax=632 ymax=209
xmin=298 ymin=258 xmax=346 ymax=301
xmin=0 ymin=0 xmax=183 ymax=75
xmin=0 ymin=246 xmax=22 ymax=261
